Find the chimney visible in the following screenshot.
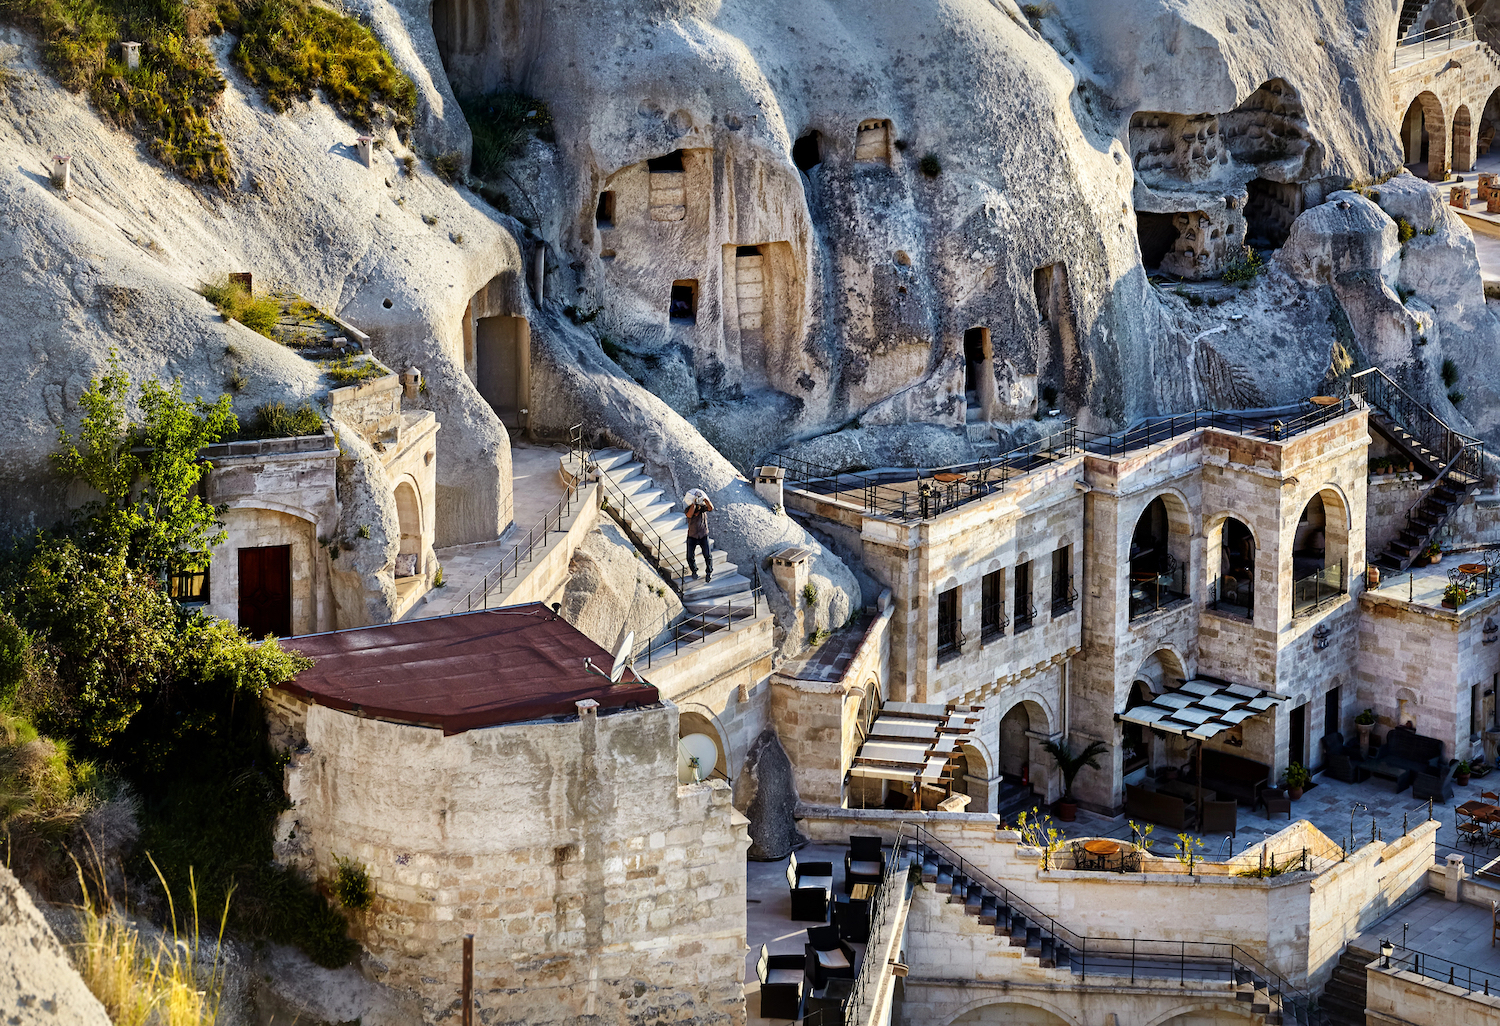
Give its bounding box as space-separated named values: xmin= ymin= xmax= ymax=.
xmin=50 ymin=155 xmax=71 ymax=190
xmin=121 ymin=41 xmax=141 ymax=69
xmin=754 ymin=465 xmax=786 ymax=509
xmin=356 ymin=135 xmax=374 ymax=168
xmin=400 ymin=366 xmax=422 ymax=399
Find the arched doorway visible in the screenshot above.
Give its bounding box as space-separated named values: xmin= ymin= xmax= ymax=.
xmin=1454 ymin=104 xmax=1474 ymax=172
xmin=998 ymin=703 xmax=1032 ymax=780
xmin=1210 ymin=516 xmax=1256 ymax=617
xmin=1401 ymin=91 xmax=1447 ymax=180
xmin=950 ymin=1001 xmax=1071 ymax=1026
xmin=1129 ymin=494 xmax=1190 ymax=619
xmin=1292 ymin=489 xmax=1349 ymax=614
xmin=964 ymin=326 xmax=997 ymax=417
xmin=394 ymin=481 xmax=422 ymax=579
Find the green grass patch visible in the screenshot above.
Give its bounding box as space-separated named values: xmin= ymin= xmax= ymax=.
xmin=240 ymin=400 xmax=323 ymax=438
xmin=0 ymin=0 xmax=414 ymax=189
xmin=460 ymin=91 xmax=551 ymax=180
xmin=202 ymin=277 xmax=280 ymax=336
xmin=320 ymin=353 xmax=383 ymax=385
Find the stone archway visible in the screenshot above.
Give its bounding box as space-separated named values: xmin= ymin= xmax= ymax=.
xmin=394 ymin=479 xmax=423 ymax=579
xmin=1455 ymin=104 xmax=1474 ymax=172
xmin=1401 ymin=91 xmax=1448 ymax=180
xmin=949 ymin=1001 xmax=1074 ymax=1026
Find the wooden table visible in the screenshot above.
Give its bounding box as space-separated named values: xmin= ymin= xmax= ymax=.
xmin=850 ymin=883 xmax=876 ymax=901
xmin=1081 ymin=839 xmax=1121 ymax=857
xmin=933 ymin=473 xmax=966 ymax=483
xmin=1457 ymin=800 xmax=1499 ymax=819
xmin=1458 ymin=563 xmax=1489 ymax=576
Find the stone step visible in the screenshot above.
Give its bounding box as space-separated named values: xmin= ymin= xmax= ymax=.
xmin=602 ymin=461 xmax=646 ymax=482
xmin=590 ymin=448 xmax=636 ymax=471
xmin=682 ymin=572 xmax=754 ymax=601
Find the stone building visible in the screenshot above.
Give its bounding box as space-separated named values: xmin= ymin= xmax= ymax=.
xmin=268 ymin=604 xmax=749 ymax=1026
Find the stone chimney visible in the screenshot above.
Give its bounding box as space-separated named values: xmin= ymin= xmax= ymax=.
xmin=49 ymin=155 xmax=71 ymax=190
xmin=401 ymin=366 xmax=422 ymax=399
xmin=770 ymin=546 xmax=810 ymax=640
xmin=753 ymin=465 xmax=786 ymax=509
xmin=356 ymin=135 xmax=374 ymax=168
xmin=121 ymin=41 xmax=141 ymax=69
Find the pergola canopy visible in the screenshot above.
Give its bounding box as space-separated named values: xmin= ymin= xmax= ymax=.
xmin=848 ymin=702 xmax=982 ymax=786
xmin=1118 ymin=679 xmax=1287 ymax=741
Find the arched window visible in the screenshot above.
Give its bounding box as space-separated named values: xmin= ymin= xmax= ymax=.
xmin=394 ymin=481 xmax=422 ymax=578
xmin=1129 ymin=495 xmax=1190 ymax=619
xmin=1292 ymin=490 xmax=1349 ymax=615
xmin=1209 ymin=517 xmax=1255 ymax=617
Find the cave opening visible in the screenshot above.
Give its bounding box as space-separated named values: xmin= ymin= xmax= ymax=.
xmin=792 ymin=132 xmax=822 ymax=173
xmin=648 ymin=150 xmax=685 ymax=173
xmin=1135 ymin=212 xmax=1179 ymax=271
xmin=1244 ymin=178 xmax=1301 ymax=250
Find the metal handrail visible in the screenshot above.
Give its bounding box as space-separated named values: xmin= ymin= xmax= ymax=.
xmin=834 ymin=832 xmax=908 ymax=1026
xmin=1387 ymin=947 xmax=1496 ymax=996
xmin=595 ymin=460 xmax=690 ymax=597
xmin=908 ymin=825 xmax=1324 ymax=1024
xmin=632 ymin=568 xmax=764 ymax=669
xmin=1291 ymin=559 xmax=1346 ymax=617
xmin=1394 ymin=19 xmax=1476 ymax=66
xmin=459 ymin=475 xmax=582 ymax=612
xmin=768 ymin=398 xmax=1359 ymax=525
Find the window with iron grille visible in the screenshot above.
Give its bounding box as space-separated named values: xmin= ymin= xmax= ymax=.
xmin=937 ymin=587 xmax=960 ymax=656
xmin=1014 ymin=561 xmax=1035 ymax=632
xmin=1051 ymin=546 xmax=1075 ymax=616
xmin=981 ymin=570 xmax=1006 ymax=639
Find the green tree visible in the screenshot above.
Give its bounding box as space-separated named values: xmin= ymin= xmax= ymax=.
xmin=52 ymin=354 xmax=237 ymax=576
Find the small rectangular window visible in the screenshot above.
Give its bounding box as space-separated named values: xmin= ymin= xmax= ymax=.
xmin=669 ymin=280 xmax=698 ymax=323
xmin=1014 ymin=562 xmax=1035 ymax=632
xmin=1474 ymin=682 xmax=1484 ymax=738
xmin=937 ymin=587 xmax=960 ymax=657
xmin=981 ymin=570 xmax=1006 ymax=639
xmin=596 ymin=191 xmax=615 ymax=227
xmin=1051 ymin=546 xmax=1074 ymax=617
xmin=647 ymin=150 xmax=685 ymax=173
xmin=169 ymin=565 xmax=210 ymax=603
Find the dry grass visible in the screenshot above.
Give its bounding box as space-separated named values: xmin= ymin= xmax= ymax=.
xmin=72 ymin=854 xmax=230 ymax=1026
xmin=201 ymin=277 xmax=280 ymax=338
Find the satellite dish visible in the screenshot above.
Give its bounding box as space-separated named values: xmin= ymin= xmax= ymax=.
xmin=677 ymin=733 xmax=718 ymax=784
xmin=609 ymin=631 xmax=635 ymax=683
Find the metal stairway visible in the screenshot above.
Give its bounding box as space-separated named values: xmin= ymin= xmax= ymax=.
xmin=1346 ymin=369 xmax=1486 ymax=572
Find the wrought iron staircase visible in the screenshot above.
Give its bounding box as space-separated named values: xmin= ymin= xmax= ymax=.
xmin=1345 ymin=369 xmax=1486 ymax=572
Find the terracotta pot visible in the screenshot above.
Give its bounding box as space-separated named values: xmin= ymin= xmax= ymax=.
xmin=1458 ymin=773 xmax=1472 ymax=786
xmin=1443 ymin=599 xmax=1457 ymax=609
xmin=1056 ymin=799 xmax=1078 ymax=822
xmin=1161 ymin=766 xmax=1178 ymax=782
xmin=1288 ymin=786 xmax=1304 ymax=800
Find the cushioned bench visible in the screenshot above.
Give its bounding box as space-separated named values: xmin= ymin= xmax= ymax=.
xmin=1188 ymin=750 xmax=1271 ymax=806
xmin=1124 ymin=783 xmax=1189 ymax=830
xmin=1361 ymin=729 xmax=1443 ymax=794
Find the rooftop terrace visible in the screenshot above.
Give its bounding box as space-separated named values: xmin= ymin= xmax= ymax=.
xmin=769 ymin=398 xmax=1360 ymax=523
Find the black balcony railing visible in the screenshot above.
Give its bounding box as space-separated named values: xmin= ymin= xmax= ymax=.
xmin=1014 ymin=598 xmax=1037 ymax=633
xmin=1129 ymin=559 xmax=1188 ymax=621
xmin=982 ymin=599 xmax=1007 ymax=640
xmin=1051 ymin=574 xmax=1077 ymax=617
xmin=1291 ymin=560 xmax=1345 ymax=617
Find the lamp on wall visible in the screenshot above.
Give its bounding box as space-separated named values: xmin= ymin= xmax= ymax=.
xmin=1313 ymin=623 xmax=1332 ymax=650
xmin=1380 ymin=939 xmax=1393 ymax=968
xmin=1484 ymin=618 xmax=1499 ymax=645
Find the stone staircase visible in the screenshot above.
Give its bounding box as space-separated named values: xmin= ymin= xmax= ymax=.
xmin=569 ymin=449 xmax=761 ymax=656
xmin=1398 ymin=0 xmax=1429 ymax=40
xmin=1317 ymin=944 xmax=1375 ymax=1026
xmin=913 ymin=836 xmax=1320 ymax=1025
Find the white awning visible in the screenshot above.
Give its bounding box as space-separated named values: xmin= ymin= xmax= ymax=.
xmin=849 ymin=701 xmax=982 ymax=787
xmin=1119 ymin=678 xmax=1288 ymax=742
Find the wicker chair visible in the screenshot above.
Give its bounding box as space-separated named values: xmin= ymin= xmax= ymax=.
xmin=787 ymin=852 xmax=834 ymax=922
xmin=756 ymin=944 xmax=806 ymax=1021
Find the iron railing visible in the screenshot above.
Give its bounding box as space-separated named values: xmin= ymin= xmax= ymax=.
xmin=1386 ymin=948 xmax=1497 ymax=996
xmin=1347 ymin=368 xmax=1483 ymax=475
xmin=766 ymin=398 xmax=1360 ymax=524
xmin=981 ymin=597 xmax=1007 ymax=639
xmin=1208 ymin=574 xmax=1254 ymax=618
xmin=1129 ymin=558 xmax=1188 ymax=621
xmin=1393 ymin=19 xmax=1476 ymax=67
xmin=1013 ymin=597 xmax=1037 ymax=633
xmin=595 ymin=459 xmax=691 ymax=597
xmin=1291 ymin=559 xmax=1345 ymax=617
xmin=1051 ymin=573 xmax=1077 ymax=616
xmin=459 ymin=474 xmax=584 ymax=612
xmin=630 ymin=568 xmax=764 ymax=669
xmin=908 ymin=826 xmax=1325 ymax=1025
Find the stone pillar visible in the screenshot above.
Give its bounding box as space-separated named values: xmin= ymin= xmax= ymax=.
xmin=121 ymin=41 xmax=140 ymax=69
xmin=356 ymin=135 xmax=374 ymax=168
xmin=49 ymin=155 xmax=71 ymax=190
xmin=401 ymin=366 xmax=422 ymax=399
xmin=771 ymin=546 xmax=811 ymax=643
xmin=1445 ymin=851 xmax=1465 ymax=902
xmin=753 ymin=465 xmax=785 ymax=509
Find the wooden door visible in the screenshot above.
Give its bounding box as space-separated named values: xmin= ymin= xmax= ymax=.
xmin=239 ymin=545 xmax=292 ymax=638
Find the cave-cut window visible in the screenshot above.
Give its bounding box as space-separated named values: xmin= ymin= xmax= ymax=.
xmin=669 ymin=281 xmax=698 ymax=323
xmin=793 ymin=132 xmax=822 ymax=173
xmin=648 ymin=150 xmax=685 ymax=173
xmin=1033 ymin=265 xmax=1054 ymax=323
xmin=1136 ymin=212 xmax=1178 ymax=270
xmin=596 ymin=191 xmax=615 ymax=227
xmin=1244 ymin=178 xmax=1302 ymax=249
xmin=854 ymin=119 xmax=892 ymax=164
xmin=736 ymin=245 xmax=762 ymax=257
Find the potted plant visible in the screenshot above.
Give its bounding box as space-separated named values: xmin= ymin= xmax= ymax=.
xmin=1457 ymin=760 xmax=1472 ymax=786
xmin=1043 ymin=738 xmax=1108 ymax=822
xmin=1284 ymin=762 xmax=1311 ymax=800
xmin=1425 ymin=541 xmax=1443 ymax=566
xmin=1443 ymin=582 xmax=1468 ymax=609
xmin=1355 ymin=708 xmax=1375 ymax=758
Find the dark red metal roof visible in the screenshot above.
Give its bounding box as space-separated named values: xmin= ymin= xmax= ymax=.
xmin=279 ymin=604 xmax=657 ymax=735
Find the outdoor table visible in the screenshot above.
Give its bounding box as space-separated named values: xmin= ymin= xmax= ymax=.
xmin=1457 ymin=800 xmax=1498 ymax=818
xmin=850 ymin=883 xmax=876 ymax=901
xmin=1458 ymin=563 xmax=1488 ymax=576
xmin=1082 ymin=839 xmax=1121 ymax=856
xmin=933 ymin=473 xmax=966 ymax=483
xmin=1157 ymin=779 xmax=1215 ymax=804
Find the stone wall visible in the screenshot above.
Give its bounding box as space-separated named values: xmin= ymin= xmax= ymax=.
xmin=1366 ymin=957 xmax=1500 ymax=1026
xmin=1367 ymin=471 xmax=1427 ymax=557
xmin=266 ymin=697 xmax=749 ymax=1026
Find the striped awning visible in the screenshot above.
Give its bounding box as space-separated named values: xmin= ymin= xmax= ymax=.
xmin=1118 ymin=679 xmax=1288 ymax=741
xmin=848 ymin=702 xmax=982 ymax=785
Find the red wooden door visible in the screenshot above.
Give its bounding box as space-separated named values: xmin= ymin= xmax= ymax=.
xmin=239 ymin=545 xmax=292 ymax=638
